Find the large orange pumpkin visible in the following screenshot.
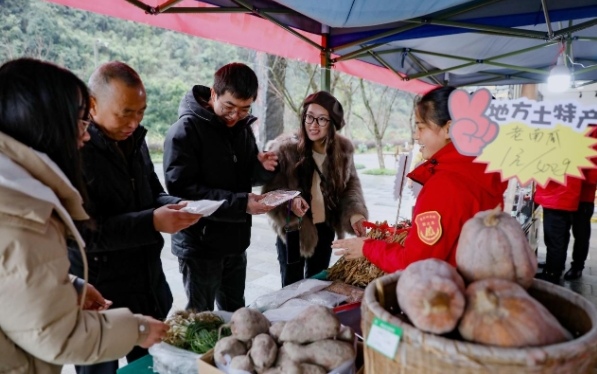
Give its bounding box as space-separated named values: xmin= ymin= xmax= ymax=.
xmin=456 ymin=206 xmax=537 ymax=288
xmin=458 ymin=278 xmax=572 ymax=347
xmin=396 ymin=259 xmax=466 ymax=334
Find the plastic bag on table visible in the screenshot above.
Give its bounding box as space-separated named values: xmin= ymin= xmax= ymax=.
xmin=148 ymin=342 xmax=201 ymax=374
xmin=299 ymin=290 xmax=349 ymax=307
xmin=262 ymin=298 xmax=314 ymax=321
xmin=250 ymin=279 xmax=332 ymax=312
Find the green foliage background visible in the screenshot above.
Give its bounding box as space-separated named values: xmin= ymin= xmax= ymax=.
xmin=1 ymin=0 xmax=416 ymax=149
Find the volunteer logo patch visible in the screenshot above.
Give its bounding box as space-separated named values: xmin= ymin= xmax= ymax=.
xmin=415 ymin=211 xmax=442 ymax=245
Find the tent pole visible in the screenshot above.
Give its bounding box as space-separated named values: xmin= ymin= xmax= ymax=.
xmin=231 ymin=0 xmax=322 ymax=50
xmin=321 ymin=27 xmax=331 ymax=92
xmin=401 ymin=51 xmax=443 ymax=85
xmin=332 ymin=0 xmax=504 ymax=55
xmin=540 ymin=0 xmax=554 ymax=39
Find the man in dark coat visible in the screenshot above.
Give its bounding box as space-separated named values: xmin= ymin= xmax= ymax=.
xmin=68 ymin=61 xmax=200 ymax=374
xmin=163 ymin=62 xmax=277 ymax=312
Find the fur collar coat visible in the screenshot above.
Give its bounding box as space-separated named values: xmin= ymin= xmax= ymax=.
xmin=263 ymin=133 xmax=368 ymax=257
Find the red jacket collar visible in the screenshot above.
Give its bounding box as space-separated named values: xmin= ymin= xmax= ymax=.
xmin=407 ymin=142 xmax=503 ymax=196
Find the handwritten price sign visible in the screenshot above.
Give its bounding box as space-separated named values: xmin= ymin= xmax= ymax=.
xmin=448 ymin=89 xmax=597 ymax=187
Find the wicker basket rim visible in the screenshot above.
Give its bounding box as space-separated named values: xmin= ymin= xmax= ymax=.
xmin=364 ymin=272 xmax=597 ymax=363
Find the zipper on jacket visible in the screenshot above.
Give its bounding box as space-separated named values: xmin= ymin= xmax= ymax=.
xmin=130 ymin=177 xmax=136 ymax=192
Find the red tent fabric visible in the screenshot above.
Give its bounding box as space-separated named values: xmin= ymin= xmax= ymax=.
xmin=44 ymin=0 xmax=433 ymax=94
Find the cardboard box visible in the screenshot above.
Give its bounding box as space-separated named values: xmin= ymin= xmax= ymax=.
xmin=197 ymin=349 xmax=224 ymax=374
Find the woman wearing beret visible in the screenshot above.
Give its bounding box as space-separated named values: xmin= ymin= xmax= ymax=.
xmin=263 ymin=91 xmax=368 ymax=287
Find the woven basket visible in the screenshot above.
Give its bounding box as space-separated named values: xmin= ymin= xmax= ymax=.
xmin=362 ymin=272 xmax=597 ymax=373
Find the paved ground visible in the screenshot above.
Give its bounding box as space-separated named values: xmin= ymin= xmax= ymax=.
xmin=62 ymin=153 xmax=597 ymax=372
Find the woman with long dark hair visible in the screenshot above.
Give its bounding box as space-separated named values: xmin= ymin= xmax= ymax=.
xmin=263 ymin=91 xmax=368 ymax=287
xmin=0 ymin=58 xmax=167 ymax=373
xmin=333 ymin=86 xmax=508 ymax=272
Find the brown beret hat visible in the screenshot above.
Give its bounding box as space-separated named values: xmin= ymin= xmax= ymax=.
xmin=302 ymin=91 xmax=345 ymax=130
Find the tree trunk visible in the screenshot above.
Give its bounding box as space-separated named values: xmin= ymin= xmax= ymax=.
xmin=255 ymin=53 xmax=286 ymax=149
xmin=376 ymin=136 xmax=385 ymax=169
xmin=264 ymin=54 xmax=286 ymax=144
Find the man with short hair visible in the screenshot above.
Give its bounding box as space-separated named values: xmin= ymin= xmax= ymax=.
xmin=163 ymin=62 xmax=277 ymax=312
xmin=68 ymin=61 xmax=200 ymax=374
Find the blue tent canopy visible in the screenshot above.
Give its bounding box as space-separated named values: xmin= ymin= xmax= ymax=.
xmin=197 ymin=0 xmax=597 ymax=87
xmin=50 ymin=0 xmax=597 ymax=88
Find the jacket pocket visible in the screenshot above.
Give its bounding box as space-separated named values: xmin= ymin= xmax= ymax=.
xmin=175 ymin=220 xmax=250 ymax=255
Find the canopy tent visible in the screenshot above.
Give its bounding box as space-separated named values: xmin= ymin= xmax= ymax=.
xmin=46 ymin=0 xmax=597 ymax=91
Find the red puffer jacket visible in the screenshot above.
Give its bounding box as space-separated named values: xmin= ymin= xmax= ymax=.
xmin=580 ymin=168 xmax=597 ymax=203
xmin=363 ymin=142 xmax=507 ymax=272
xmin=580 ymin=127 xmax=597 ymax=203
xmin=534 ymin=178 xmax=582 ymax=211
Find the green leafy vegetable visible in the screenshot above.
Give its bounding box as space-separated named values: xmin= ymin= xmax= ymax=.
xmin=163 ymin=311 xmax=231 ymax=354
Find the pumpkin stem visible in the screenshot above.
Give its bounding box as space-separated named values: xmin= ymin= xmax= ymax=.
xmin=482 ymin=205 xmax=503 ymax=227
xmin=422 ymin=292 xmax=450 ymax=315
xmin=475 ymin=288 xmax=499 ymax=312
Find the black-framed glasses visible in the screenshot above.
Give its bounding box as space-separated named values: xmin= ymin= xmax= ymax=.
xmin=216 ymin=97 xmax=252 ymax=119
xmin=304 ymin=113 xmax=330 ymax=128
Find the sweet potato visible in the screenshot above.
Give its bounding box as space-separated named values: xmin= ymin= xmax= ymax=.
xmin=279 ymin=305 xmax=340 ymax=343
xmin=230 ymin=307 xmax=271 ymax=342
xmin=213 ymin=336 xmax=247 ymax=366
xmin=268 ymin=321 xmax=286 ymax=343
xmin=249 ymin=333 xmax=278 ymax=371
xmin=274 ymin=345 xmax=293 ymax=368
xmin=283 ymin=340 xmax=355 ymax=371
xmin=300 ymin=363 xmax=326 ymax=374
xmin=229 ymin=355 xmax=254 ymax=373
xmin=262 ymin=362 xmax=301 ymax=374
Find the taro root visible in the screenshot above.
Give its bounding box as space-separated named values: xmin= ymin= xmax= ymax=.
xmin=456 ymin=206 xmax=537 ymax=288
xmin=396 ymin=258 xmax=466 ymax=334
xmin=229 ymin=307 xmax=271 ymax=342
xmin=459 ymin=278 xmax=572 ymax=347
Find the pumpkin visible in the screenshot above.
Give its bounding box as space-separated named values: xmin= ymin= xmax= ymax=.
xmin=456 ymin=205 xmax=537 ymax=288
xmin=458 ymin=278 xmax=572 ymax=347
xmin=396 ymin=259 xmax=466 ymax=334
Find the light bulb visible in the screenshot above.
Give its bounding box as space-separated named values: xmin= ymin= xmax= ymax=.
xmin=547 ymin=54 xmax=571 ymax=93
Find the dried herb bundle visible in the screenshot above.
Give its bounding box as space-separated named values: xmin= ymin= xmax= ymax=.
xmin=364 ymin=220 xmax=411 ymax=244
xmin=327 ymin=256 xmax=385 ymax=288
xmin=327 ymin=220 xmax=411 ymax=287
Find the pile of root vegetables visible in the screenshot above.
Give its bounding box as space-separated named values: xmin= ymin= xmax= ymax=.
xmin=214 ymin=305 xmax=356 ymax=373
xmin=327 ymin=220 xmax=411 ymax=287
xmin=395 ymin=206 xmax=572 ymax=347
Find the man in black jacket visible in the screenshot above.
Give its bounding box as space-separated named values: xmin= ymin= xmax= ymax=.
xmin=163 ymin=62 xmax=277 ymax=312
xmin=68 ymin=61 xmax=200 ymax=374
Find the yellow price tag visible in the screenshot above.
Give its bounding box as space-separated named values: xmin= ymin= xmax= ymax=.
xmin=477 ymin=124 xmax=597 ymax=187
xmin=447 ymin=88 xmax=597 ymax=187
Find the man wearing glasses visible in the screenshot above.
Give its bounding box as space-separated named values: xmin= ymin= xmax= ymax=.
xmin=163 ymin=62 xmax=278 ymax=312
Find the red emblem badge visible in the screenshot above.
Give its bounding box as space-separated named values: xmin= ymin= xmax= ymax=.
xmin=415 ymin=211 xmax=442 ymax=245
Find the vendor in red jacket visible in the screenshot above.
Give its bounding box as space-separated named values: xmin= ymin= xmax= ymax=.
xmin=535 ymin=125 xmax=597 ymax=283
xmin=332 ymin=86 xmax=507 ymax=272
